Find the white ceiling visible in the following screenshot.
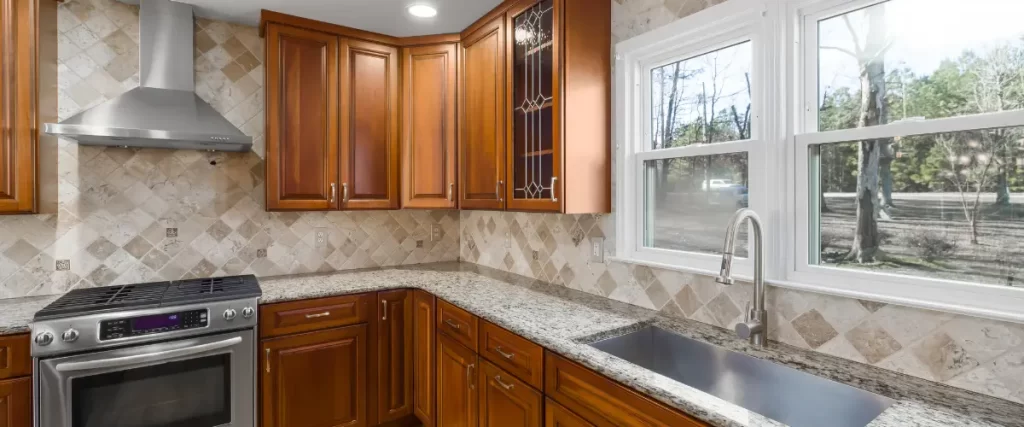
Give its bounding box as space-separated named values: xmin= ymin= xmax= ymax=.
xmin=131 ymin=0 xmax=504 ymax=37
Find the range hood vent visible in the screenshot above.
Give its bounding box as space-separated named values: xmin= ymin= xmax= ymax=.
xmin=44 ymin=0 xmax=252 ymax=152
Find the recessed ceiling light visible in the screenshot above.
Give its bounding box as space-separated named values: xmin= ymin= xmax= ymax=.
xmin=407 ymin=4 xmax=438 ymax=18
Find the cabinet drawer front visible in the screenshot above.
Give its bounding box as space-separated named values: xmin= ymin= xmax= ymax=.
xmin=260 ymin=293 xmax=374 ymax=338
xmin=436 ymin=300 xmax=478 ymax=352
xmin=0 ymin=335 xmax=30 ymax=380
xmin=544 ymin=353 xmax=707 ymax=427
xmin=478 ymin=321 xmax=543 ymax=389
xmin=479 ymin=360 xmax=542 ymax=427
xmin=546 ymin=398 xmax=594 ymax=427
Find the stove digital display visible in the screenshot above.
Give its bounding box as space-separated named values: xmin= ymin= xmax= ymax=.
xmin=131 ymin=314 xmax=181 ymax=330
xmin=99 ymin=309 xmax=208 ymax=340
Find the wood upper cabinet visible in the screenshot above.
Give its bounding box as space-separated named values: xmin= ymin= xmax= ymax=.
xmin=402 ymin=43 xmax=458 ymax=209
xmin=265 ymin=23 xmax=340 ymax=211
xmin=502 ymin=0 xmax=610 ymax=213
xmin=437 ymin=333 xmax=479 ymax=427
xmin=377 ymin=289 xmax=414 ymax=423
xmin=0 ymin=377 xmax=31 ymax=427
xmin=478 ymin=360 xmax=542 ymax=427
xmin=340 ymin=39 xmax=401 ymax=210
xmin=413 ymin=290 xmax=437 ymax=427
xmin=0 ymin=0 xmax=55 ymax=214
xmin=459 ymin=14 xmax=506 ymax=210
xmin=261 ymin=325 xmax=370 ymax=427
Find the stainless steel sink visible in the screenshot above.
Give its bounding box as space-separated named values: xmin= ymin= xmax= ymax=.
xmin=589 ymin=326 xmax=895 ymax=427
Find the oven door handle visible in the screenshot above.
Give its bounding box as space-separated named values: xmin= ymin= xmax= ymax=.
xmin=55 ymin=336 xmax=243 ymax=372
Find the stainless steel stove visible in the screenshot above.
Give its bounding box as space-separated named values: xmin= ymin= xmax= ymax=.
xmin=31 ymin=275 xmax=261 ymax=427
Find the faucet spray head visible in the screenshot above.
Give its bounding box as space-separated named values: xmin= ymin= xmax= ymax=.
xmin=716 ymin=254 xmax=735 ymax=285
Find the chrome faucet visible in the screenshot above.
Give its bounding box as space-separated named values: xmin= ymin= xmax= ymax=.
xmin=716 ymin=209 xmax=768 ymax=347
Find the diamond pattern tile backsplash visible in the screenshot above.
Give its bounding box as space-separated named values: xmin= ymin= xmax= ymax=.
xmin=458 ymin=0 xmax=1024 ymax=405
xmin=0 ymin=0 xmax=459 ymax=298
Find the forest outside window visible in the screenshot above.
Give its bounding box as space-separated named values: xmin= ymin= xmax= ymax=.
xmin=800 ymin=0 xmax=1024 ymax=286
xmin=616 ymin=1 xmax=766 ymax=274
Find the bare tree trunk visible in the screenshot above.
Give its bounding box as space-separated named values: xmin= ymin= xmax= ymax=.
xmin=848 ymin=6 xmax=888 ymax=262
xmin=879 ymin=142 xmax=895 ymax=208
xmin=657 ymin=64 xmax=683 ymax=201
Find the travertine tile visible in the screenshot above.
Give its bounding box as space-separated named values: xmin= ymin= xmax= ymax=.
xmin=791 ymin=309 xmax=839 ymax=348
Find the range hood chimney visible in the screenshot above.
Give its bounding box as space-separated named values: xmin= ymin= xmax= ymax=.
xmin=44 ymin=0 xmax=252 ymax=152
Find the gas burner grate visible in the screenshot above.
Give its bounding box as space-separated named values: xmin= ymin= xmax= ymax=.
xmin=34 ymin=274 xmax=261 ymax=321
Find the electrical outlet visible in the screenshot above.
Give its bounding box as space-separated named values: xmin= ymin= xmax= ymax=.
xmin=590 ymin=237 xmax=605 ymax=263
xmin=56 ymin=260 xmax=71 ymax=271
xmin=504 ymin=232 xmax=512 ymax=249
xmin=431 ymin=224 xmax=442 ymax=241
xmin=314 ymin=229 xmax=328 ymax=248
xmin=166 ymin=228 xmax=178 ymax=238
xmin=256 ymin=249 xmax=267 ymax=258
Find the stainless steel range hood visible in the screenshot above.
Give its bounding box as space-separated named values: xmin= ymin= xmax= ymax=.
xmin=44 ymin=0 xmax=252 ymax=152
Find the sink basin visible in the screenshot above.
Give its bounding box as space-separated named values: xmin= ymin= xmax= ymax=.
xmin=589 ymin=326 xmax=895 ymax=427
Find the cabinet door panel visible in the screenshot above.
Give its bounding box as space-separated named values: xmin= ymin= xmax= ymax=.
xmin=478 ymin=360 xmax=542 ymax=427
xmin=0 ymin=377 xmax=31 ymax=427
xmin=340 ymin=39 xmax=400 ymax=210
xmin=261 ymin=326 xmax=369 ymax=427
xmin=378 ymin=290 xmax=414 ymax=422
xmin=265 ymin=24 xmax=339 ymax=211
xmin=505 ymin=0 xmax=562 ymax=212
xmin=437 ymin=334 xmax=478 ymax=427
xmin=402 ymin=43 xmax=458 ymax=209
xmin=0 ymin=0 xmax=47 ymax=214
xmin=459 ymin=16 xmax=506 ymax=210
xmin=413 ymin=290 xmax=437 ymax=426
xmin=545 ymin=398 xmax=594 ymax=427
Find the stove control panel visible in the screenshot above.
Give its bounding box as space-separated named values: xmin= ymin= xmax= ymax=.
xmin=99 ymin=309 xmax=208 ymax=341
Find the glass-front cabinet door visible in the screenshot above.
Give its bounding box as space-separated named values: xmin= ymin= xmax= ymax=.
xmin=506 ymin=0 xmax=562 ymax=211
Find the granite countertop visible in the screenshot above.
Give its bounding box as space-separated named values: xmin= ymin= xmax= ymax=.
xmin=2 ymin=263 xmax=1022 ymax=426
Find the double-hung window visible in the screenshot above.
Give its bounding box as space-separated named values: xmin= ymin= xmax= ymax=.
xmin=617 ymin=0 xmax=1024 ymax=321
xmin=616 ymin=0 xmax=772 ymax=275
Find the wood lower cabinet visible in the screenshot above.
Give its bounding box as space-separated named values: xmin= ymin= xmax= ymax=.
xmin=413 ymin=290 xmax=437 ymax=426
xmin=459 ymin=14 xmax=506 ymax=210
xmin=340 ymin=39 xmax=401 ymax=210
xmin=265 ymin=23 xmax=340 ymax=211
xmin=437 ymin=333 xmax=479 ymax=427
xmin=0 ymin=377 xmax=31 ymax=427
xmin=261 ymin=326 xmax=370 ymax=427
xmin=377 ymin=290 xmax=414 ymax=422
xmin=545 ymin=398 xmax=594 ymax=427
xmin=402 ymin=43 xmax=458 ymax=209
xmin=0 ymin=0 xmax=56 ymax=214
xmin=478 ymin=360 xmax=542 ymax=427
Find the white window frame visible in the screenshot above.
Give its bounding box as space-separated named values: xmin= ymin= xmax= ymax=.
xmin=615 ymin=0 xmax=1024 ymax=323
xmin=615 ymin=0 xmax=775 ymax=278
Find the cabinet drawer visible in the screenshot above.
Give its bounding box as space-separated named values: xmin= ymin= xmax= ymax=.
xmin=436 ymin=299 xmax=477 ymax=351
xmin=546 ymin=398 xmax=594 ymax=427
xmin=479 ymin=360 xmax=542 ymax=427
xmin=545 ymin=352 xmax=707 ymax=427
xmin=479 ymin=321 xmax=543 ymax=389
xmin=260 ymin=293 xmax=374 ymax=338
xmin=0 ymin=334 xmax=30 ymax=380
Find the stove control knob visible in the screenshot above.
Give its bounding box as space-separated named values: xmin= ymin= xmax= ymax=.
xmin=35 ymin=332 xmax=54 ymax=346
xmin=61 ymin=329 xmax=80 ymax=343
xmin=223 ymin=309 xmax=237 ymax=321
xmin=242 ymin=307 xmax=255 ymax=319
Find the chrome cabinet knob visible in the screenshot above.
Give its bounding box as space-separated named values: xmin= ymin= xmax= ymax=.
xmin=61 ymin=329 xmax=80 ymax=343
xmin=35 ymin=332 xmax=54 ymax=346
xmin=223 ymin=309 xmax=237 ymax=321
xmin=241 ymin=307 xmax=255 ymax=319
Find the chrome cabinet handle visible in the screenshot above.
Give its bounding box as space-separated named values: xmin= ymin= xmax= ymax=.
xmin=265 ymin=348 xmax=271 ymax=373
xmin=56 ymin=337 xmax=243 ymax=372
xmin=342 ymin=183 xmax=349 ymax=203
xmin=467 ymin=363 xmax=476 ymax=389
xmin=494 ymin=375 xmax=515 ymax=390
xmin=305 ymin=311 xmax=331 ymax=319
xmin=382 ymin=300 xmax=388 ymax=321
xmin=444 ymin=319 xmax=461 ymax=330
xmin=551 ymin=177 xmax=558 ymax=202
xmin=448 ymin=183 xmax=454 ymax=202
xmin=330 ymin=183 xmax=336 ymax=204
xmin=494 ymin=346 xmax=515 ymax=360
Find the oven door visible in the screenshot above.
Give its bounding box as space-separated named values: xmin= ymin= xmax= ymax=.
xmin=37 ymin=329 xmax=255 ymax=427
